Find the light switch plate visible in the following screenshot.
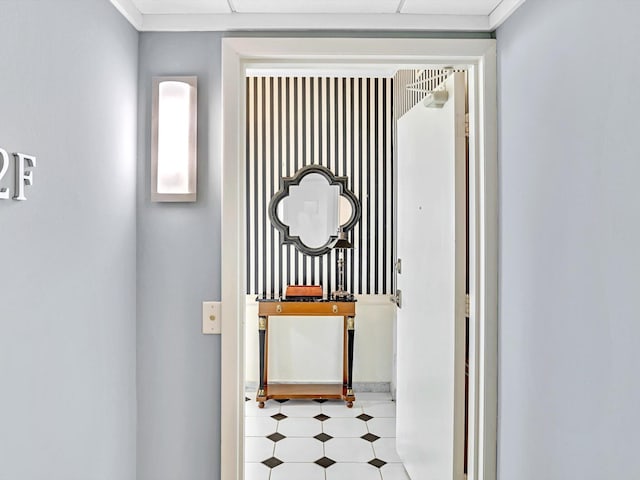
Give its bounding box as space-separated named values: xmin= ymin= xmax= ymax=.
xmin=202 ymin=301 xmax=221 ymax=334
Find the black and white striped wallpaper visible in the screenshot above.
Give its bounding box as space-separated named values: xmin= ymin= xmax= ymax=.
xmin=246 ymin=76 xmax=394 ymax=297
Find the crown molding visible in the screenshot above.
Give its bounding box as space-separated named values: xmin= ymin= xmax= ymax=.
xmin=489 ymin=0 xmax=526 ymax=30
xmin=110 ymin=0 xmax=143 ymax=30
xmin=140 ymin=13 xmax=489 ymax=32
xmin=110 ymin=0 xmax=526 ymax=32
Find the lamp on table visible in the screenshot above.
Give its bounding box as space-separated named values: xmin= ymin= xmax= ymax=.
xmin=330 ymin=229 xmax=353 ymax=298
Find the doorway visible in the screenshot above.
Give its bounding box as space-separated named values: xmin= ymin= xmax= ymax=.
xmin=221 ymin=37 xmax=498 ymax=480
xmin=242 ymin=70 xmax=400 ymax=479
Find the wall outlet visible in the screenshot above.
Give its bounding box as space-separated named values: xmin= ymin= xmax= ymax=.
xmin=202 ymin=301 xmax=221 ymax=334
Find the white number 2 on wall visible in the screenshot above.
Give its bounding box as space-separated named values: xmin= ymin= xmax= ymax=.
xmin=0 ymin=148 xmax=9 ymax=200
xmin=0 ymin=148 xmax=37 ymax=201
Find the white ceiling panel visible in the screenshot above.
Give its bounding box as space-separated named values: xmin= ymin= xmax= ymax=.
xmin=233 ymin=0 xmax=400 ymax=14
xmin=111 ymin=0 xmax=525 ymax=31
xmin=134 ymin=0 xmax=232 ymax=14
xmin=401 ymin=0 xmax=500 ymax=16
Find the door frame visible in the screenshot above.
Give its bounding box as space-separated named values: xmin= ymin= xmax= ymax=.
xmin=220 ymin=37 xmax=498 ymax=480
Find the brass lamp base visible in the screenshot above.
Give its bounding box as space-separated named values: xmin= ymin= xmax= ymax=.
xmin=332 ymin=289 xmax=351 ymax=299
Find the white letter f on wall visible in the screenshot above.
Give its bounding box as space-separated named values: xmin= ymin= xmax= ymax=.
xmin=13 ymin=153 xmax=36 ymax=201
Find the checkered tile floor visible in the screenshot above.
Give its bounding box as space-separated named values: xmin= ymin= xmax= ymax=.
xmin=245 ymin=392 xmax=411 ymax=480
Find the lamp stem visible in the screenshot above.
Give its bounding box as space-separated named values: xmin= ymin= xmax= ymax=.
xmin=338 ymin=248 xmax=345 ymax=293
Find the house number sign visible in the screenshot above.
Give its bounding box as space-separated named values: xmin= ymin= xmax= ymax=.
xmin=0 ymin=148 xmax=36 ymax=201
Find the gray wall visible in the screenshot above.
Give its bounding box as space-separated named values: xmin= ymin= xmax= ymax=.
xmin=7 ymin=2 xmax=638 ymax=477
xmin=0 ymin=1 xmax=138 ymax=479
xmin=497 ymin=0 xmax=640 ymax=478
xmin=136 ymin=33 xmax=222 ymax=480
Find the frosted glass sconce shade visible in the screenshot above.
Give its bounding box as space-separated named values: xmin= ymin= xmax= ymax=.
xmin=151 ymin=76 xmax=197 ymax=202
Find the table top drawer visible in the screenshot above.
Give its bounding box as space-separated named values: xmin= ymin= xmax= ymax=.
xmin=258 ymin=301 xmax=356 ymax=316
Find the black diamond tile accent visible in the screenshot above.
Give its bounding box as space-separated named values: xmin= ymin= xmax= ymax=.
xmin=271 ymin=413 xmax=288 ymax=421
xmin=314 ymin=432 xmax=333 ymax=443
xmin=314 ymin=413 xmax=330 ymax=422
xmin=266 ymin=432 xmax=286 ymax=443
xmin=361 ymin=433 xmax=380 ymax=443
xmin=357 ymin=413 xmax=373 ymax=422
xmin=262 ymin=456 xmax=284 ymax=468
xmin=313 ymin=398 xmax=329 ymax=403
xmin=315 ymin=456 xmax=337 ymax=468
xmin=368 ymin=458 xmax=387 ymax=469
xmin=275 ymin=399 xmax=289 ymax=403
xmin=245 ymin=396 xmax=250 ymax=402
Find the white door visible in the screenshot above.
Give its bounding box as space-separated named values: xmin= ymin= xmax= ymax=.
xmin=395 ymin=72 xmax=466 ymax=480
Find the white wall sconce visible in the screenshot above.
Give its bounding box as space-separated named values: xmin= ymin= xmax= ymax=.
xmin=151 ymin=76 xmax=197 ymax=202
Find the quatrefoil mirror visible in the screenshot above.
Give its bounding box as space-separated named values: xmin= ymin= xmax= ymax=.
xmin=268 ymin=165 xmax=361 ymax=256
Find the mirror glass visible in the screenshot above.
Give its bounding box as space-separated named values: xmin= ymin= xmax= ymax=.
xmin=278 ymin=174 xmax=340 ymax=249
xmin=339 ymin=196 xmax=353 ymax=226
xmin=269 ymin=165 xmax=361 ymax=256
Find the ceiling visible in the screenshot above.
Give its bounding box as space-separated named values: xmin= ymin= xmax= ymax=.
xmin=110 ymin=0 xmax=525 ymax=31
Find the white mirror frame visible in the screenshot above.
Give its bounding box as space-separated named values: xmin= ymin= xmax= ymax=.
xmin=221 ymin=37 xmax=498 ymax=480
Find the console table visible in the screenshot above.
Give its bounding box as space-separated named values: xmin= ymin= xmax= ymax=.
xmin=256 ymin=296 xmax=357 ymax=408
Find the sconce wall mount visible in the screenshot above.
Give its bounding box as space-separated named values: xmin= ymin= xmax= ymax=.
xmin=151 ymin=76 xmax=197 ymax=202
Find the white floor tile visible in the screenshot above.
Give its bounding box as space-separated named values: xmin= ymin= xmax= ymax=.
xmin=277 ymin=417 xmax=323 ymax=437
xmin=380 ymin=463 xmax=411 ymax=480
xmin=245 ymin=436 xmax=275 ymax=463
xmin=324 ymin=437 xmax=376 ymax=462
xmin=270 ymin=462 xmax=326 ymax=480
xmin=372 ymin=438 xmax=402 ymax=463
xmin=366 ymin=418 xmax=396 ymax=438
xmin=245 ymin=416 xmax=279 ymax=436
xmin=323 ymin=417 xmax=369 ymax=437
xmin=244 ymin=462 xmax=271 ymax=480
xmin=244 ymin=390 xmax=406 ymax=480
xmin=274 ymin=437 xmax=324 ymax=462
xmin=245 ymin=400 xmax=281 ymax=417
xmin=280 ymin=401 xmax=323 ymax=417
xmin=361 ymin=402 xmax=396 ymax=418
xmin=325 ymin=462 xmax=383 ymax=480
xmin=322 ymin=402 xmax=364 ymax=417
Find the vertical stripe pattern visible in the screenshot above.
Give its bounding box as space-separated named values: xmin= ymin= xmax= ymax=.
xmin=247 ymin=76 xmax=393 ymax=297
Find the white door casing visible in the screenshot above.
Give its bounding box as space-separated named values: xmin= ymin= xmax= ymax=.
xmin=220 ymin=37 xmax=498 ymax=480
xmin=396 ymin=71 xmax=466 ymax=479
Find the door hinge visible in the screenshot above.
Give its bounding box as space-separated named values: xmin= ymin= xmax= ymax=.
xmin=465 ymin=293 xmax=470 ymax=318
xmin=465 ymin=113 xmax=470 ymax=138
xmin=395 ymin=258 xmax=402 ymax=274
xmin=390 ymin=289 xmax=402 ymax=308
